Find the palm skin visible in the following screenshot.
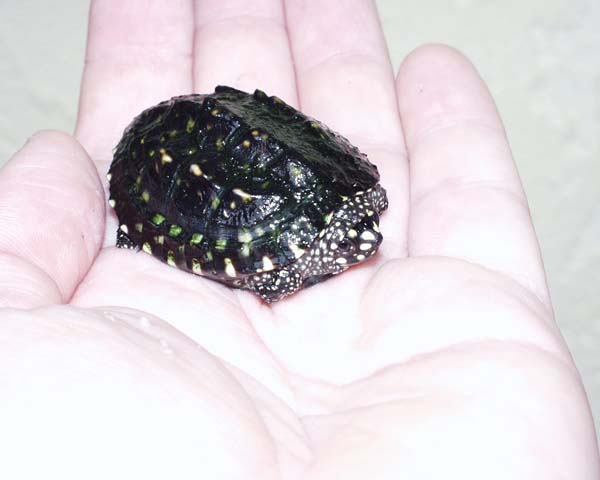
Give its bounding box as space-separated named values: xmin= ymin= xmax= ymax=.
xmin=0 ymin=1 xmax=598 ymax=479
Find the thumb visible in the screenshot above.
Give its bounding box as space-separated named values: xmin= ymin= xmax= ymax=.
xmin=0 ymin=131 xmax=105 ymax=307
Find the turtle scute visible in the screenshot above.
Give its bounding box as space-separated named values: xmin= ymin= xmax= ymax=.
xmin=108 ymin=85 xmax=388 ymax=303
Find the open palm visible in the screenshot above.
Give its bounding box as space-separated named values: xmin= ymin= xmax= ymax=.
xmin=1 ymin=1 xmax=598 ymax=479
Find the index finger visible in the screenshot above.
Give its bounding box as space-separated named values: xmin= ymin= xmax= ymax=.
xmin=396 ymin=45 xmax=551 ymax=306
xmin=75 ymin=0 xmax=194 ymax=171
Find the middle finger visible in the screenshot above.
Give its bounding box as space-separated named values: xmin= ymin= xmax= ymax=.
xmin=193 ymin=0 xmax=297 ymax=105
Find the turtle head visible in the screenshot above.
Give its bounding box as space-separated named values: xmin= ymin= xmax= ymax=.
xmin=300 ymin=186 xmax=387 ymax=279
xmin=331 ymin=213 xmax=382 ymax=267
xmin=329 ymin=185 xmax=386 ymax=268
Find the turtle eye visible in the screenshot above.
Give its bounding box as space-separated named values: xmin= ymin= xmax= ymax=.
xmin=337 ymin=239 xmax=352 ymax=252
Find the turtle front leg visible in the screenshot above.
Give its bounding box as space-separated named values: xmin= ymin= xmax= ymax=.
xmin=246 ymin=268 xmax=303 ymax=303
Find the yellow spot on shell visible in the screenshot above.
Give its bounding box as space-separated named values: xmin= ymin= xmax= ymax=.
xmin=160 ymin=148 xmax=173 ymax=164
xmin=186 ymin=118 xmax=196 ymax=133
xmin=242 ymin=140 xmax=251 ymax=148
xmin=356 ymin=254 xmax=366 ymax=261
xmin=262 ymin=256 xmax=274 ymax=271
xmin=106 ymin=173 xmax=112 ymax=181
xmin=359 ymin=243 xmax=372 ymax=251
xmin=141 ymin=190 xmax=150 ymax=202
xmin=192 ymin=258 xmax=202 ymax=273
xmin=289 ymin=243 xmax=305 ymax=259
xmin=119 ymin=224 xmax=129 ymax=234
xmin=238 ymin=231 xmax=252 ymax=243
xmin=168 ymin=224 xmax=182 ymax=237
xmin=215 ymin=239 xmax=227 ymax=251
xmin=232 ymin=188 xmax=254 ymax=201
xmin=211 ymin=108 xmax=220 ymax=116
xmin=151 ymin=213 xmax=165 ymax=226
xmin=335 ymin=257 xmax=347 ymax=265
xmin=189 ymin=164 xmax=203 ymax=176
xmin=347 ymin=229 xmax=358 ymax=239
xmin=135 ymin=223 xmax=143 ymax=233
xmin=251 ymin=130 xmax=259 ymax=137
xmin=224 ymin=258 xmax=236 ymax=277
xmin=190 ymin=233 xmax=203 ymax=245
xmin=373 ymin=222 xmax=380 ymax=233
xmin=142 ymin=242 xmax=152 ymax=254
xmin=155 ymin=235 xmax=164 ymax=245
xmin=167 ymin=251 xmax=176 ymax=266
xmin=240 ymin=244 xmax=250 ymax=257
xmin=108 ymin=199 xmax=116 ymax=208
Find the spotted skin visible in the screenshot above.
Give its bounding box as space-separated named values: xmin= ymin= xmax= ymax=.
xmin=246 ymin=186 xmax=387 ymax=302
xmin=109 ymin=86 xmax=388 ymax=303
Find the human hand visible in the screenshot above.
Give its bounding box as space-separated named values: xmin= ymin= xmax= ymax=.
xmin=1 ymin=1 xmax=598 ymax=478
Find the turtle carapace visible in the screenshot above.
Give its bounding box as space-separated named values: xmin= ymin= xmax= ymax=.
xmin=108 ymin=86 xmax=388 ymax=303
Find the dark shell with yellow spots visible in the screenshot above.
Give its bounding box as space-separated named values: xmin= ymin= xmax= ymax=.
xmin=108 ymin=86 xmax=388 ymax=302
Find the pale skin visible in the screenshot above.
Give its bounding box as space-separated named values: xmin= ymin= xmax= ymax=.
xmin=0 ymin=0 xmax=598 ymax=478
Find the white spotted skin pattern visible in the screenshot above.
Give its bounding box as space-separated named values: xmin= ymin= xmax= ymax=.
xmin=246 ymin=186 xmax=386 ymax=303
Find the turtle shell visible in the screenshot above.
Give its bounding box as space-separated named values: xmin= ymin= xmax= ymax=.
xmin=108 ymin=86 xmax=382 ymax=285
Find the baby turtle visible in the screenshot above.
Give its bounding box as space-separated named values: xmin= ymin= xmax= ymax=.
xmin=108 ymin=86 xmax=388 ymax=303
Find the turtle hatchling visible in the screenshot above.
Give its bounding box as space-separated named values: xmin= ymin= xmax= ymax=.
xmin=108 ymin=86 xmax=388 ymax=303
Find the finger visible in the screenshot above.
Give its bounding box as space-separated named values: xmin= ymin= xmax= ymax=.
xmin=284 ymin=0 xmax=408 ymax=257
xmin=193 ymin=0 xmax=297 ymax=104
xmin=396 ymin=45 xmax=550 ymax=305
xmin=0 ymin=254 xmax=62 ymax=308
xmin=75 ymin=0 xmax=194 ymax=170
xmin=0 ymin=131 xmax=105 ymax=304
